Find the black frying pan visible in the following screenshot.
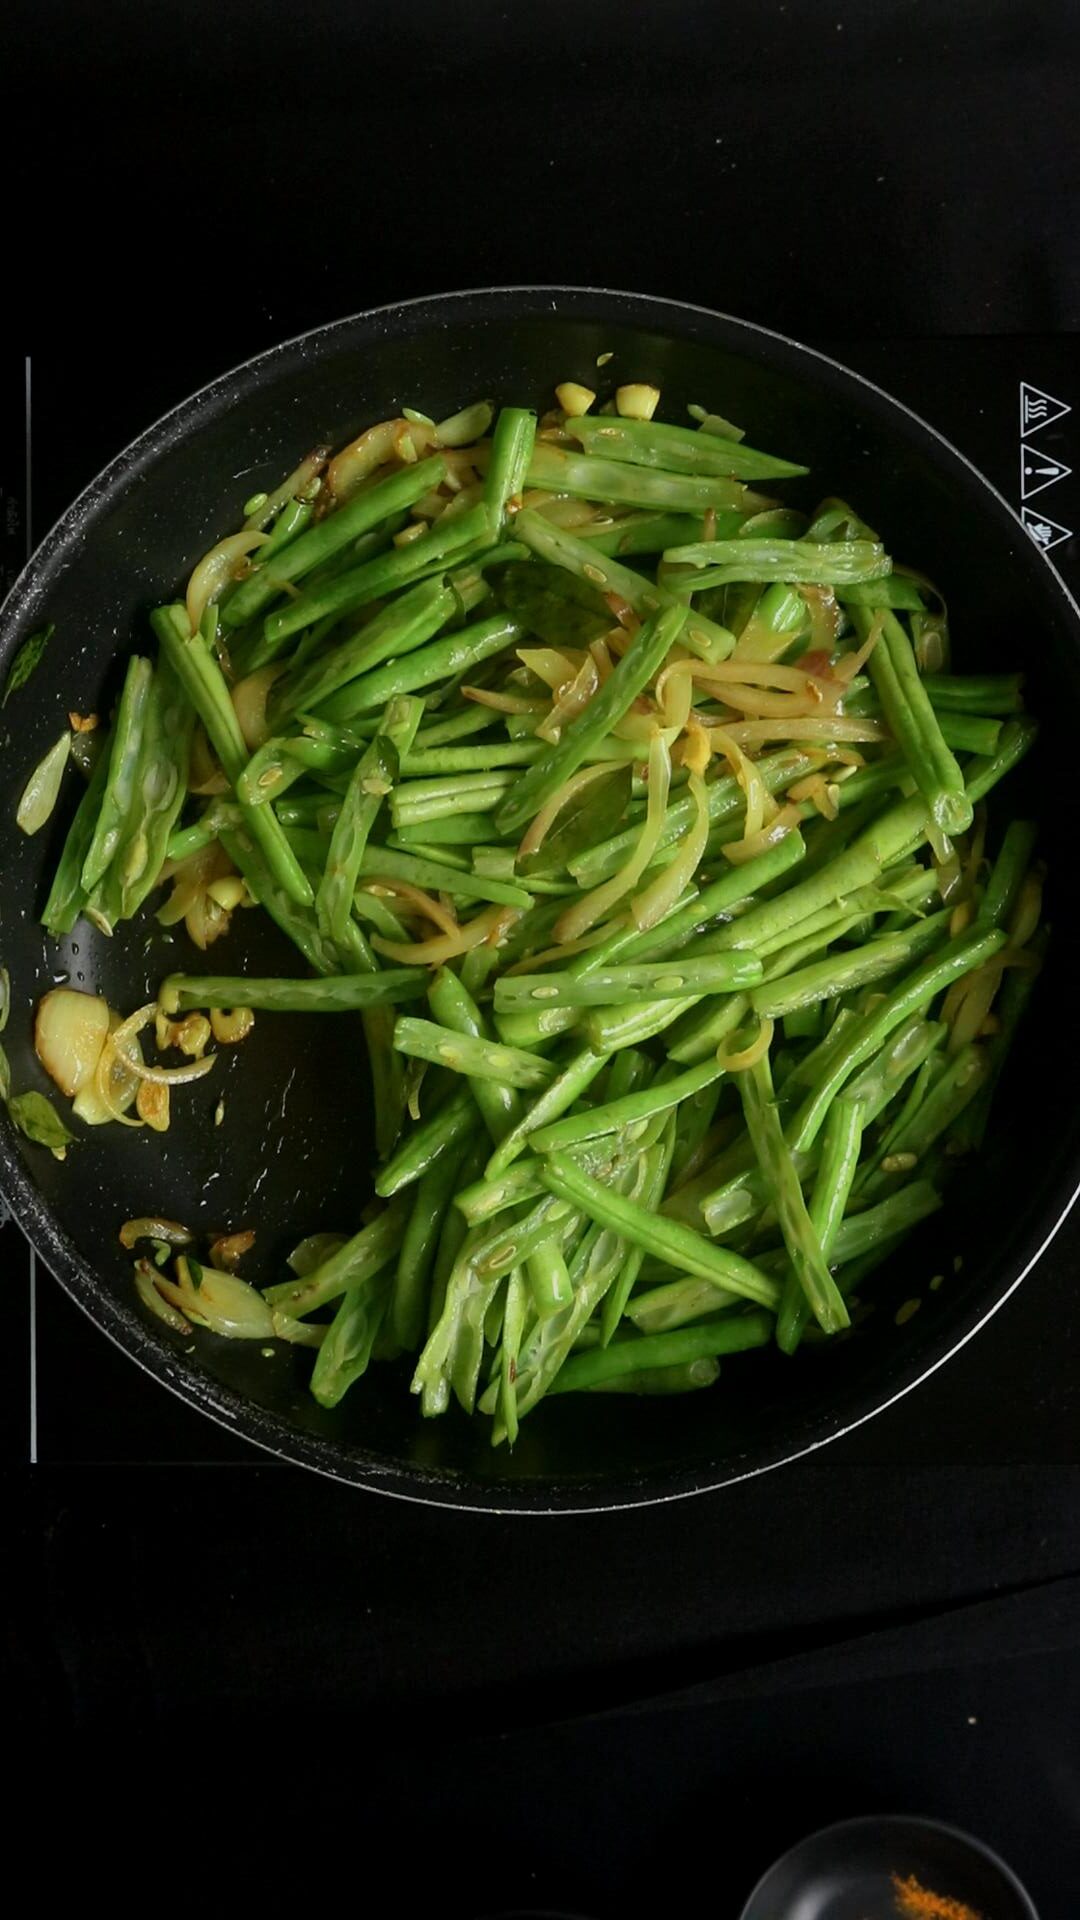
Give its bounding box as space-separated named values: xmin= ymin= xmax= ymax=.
xmin=1 ymin=287 xmax=1078 ymax=1511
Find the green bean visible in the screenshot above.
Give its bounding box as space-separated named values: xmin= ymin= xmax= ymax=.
xmin=581 ymin=1356 xmax=722 ymax=1394
xmin=582 ymin=511 xmax=733 ymax=555
xmin=597 ymin=1114 xmax=677 ymax=1343
xmin=788 ymin=926 xmax=1006 ymax=1152
xmin=493 ymin=598 xmax=688 ymax=834
xmin=978 ymin=819 xmax=1037 ymax=930
xmin=838 ymin=1016 xmax=947 ymax=1124
xmin=528 ymin=439 xmax=770 ymax=517
xmin=665 ymin=536 xmax=889 ymax=589
xmin=737 ymin=1049 xmax=848 ymax=1334
xmin=550 ymin=1311 xmax=773 ymax=1393
xmin=159 ymin=970 xmax=425 ymax=1014
xmin=264 ymin=502 xmax=494 ymax=648
xmin=486 ymin=407 xmax=536 ymax=524
xmin=540 ymin=1152 xmax=780 ymax=1309
xmin=40 ymin=748 xmax=112 ymax=938
xmin=862 ymin=1042 xmax=990 ymax=1196
xmin=751 ymin=910 xmax=952 ymax=1019
xmin=392 ymin=1017 xmax=555 ymax=1091
xmin=390 ymin=812 xmax=507 ymax=848
xmin=526 ymin=1237 xmax=573 ymax=1318
xmin=776 ymin=1099 xmax=863 ymax=1354
xmin=358 ymin=843 xmax=531 ymax=909
xmin=495 ymin=1138 xmax=665 ymax=1428
xmin=496 ymin=952 xmax=761 ymax=1014
xmin=565 ymin=414 xmax=807 ymax=481
xmin=223 ymin=455 xmax=447 ymax=630
xmin=400 ymin=741 xmax=542 ymax=775
xmin=529 ymin=1058 xmax=725 ymax=1154
xmin=963 ymin=716 xmax=1038 ymax=806
xmin=314 ymin=611 xmax=524 ymax=724
xmin=483 ymin=1046 xmax=610 ymax=1178
xmin=922 ymin=672 xmax=1025 ymax=715
xmin=391 ymin=1132 xmax=473 ymax=1352
xmin=102 ymin=655 xmax=194 ymax=921
xmin=165 ymin=799 xmax=241 ymax=863
xmin=375 ymin=1082 xmax=475 ymax=1196
xmin=836 ymin=576 xmax=927 ymax=611
xmin=427 ymin=966 xmax=521 ymax=1144
xmin=828 ymin=1180 xmax=942 ymax=1264
xmin=262 ymin=1193 xmax=410 ymax=1316
xmin=625 ymin=1275 xmax=731 ymax=1334
xmin=152 ymin=606 xmax=313 ymax=907
xmin=80 ymin=655 xmax=153 ymax=891
xmin=855 ymin=607 xmax=972 ymax=836
xmin=316 ymin=695 xmax=423 ymax=942
xmin=272 ymin=577 xmax=455 ymax=723
xmin=310 ymin=1267 xmax=393 ymax=1406
xmin=412 ymin=705 xmax=498 ymax=750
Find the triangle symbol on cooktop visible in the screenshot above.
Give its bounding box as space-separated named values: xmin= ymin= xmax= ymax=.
xmin=1021 ymin=505 xmax=1073 ymax=553
xmin=1020 ymin=382 xmax=1071 ymax=436
xmin=1020 ymin=444 xmax=1072 ymax=500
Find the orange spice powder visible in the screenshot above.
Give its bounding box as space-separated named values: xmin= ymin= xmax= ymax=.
xmin=892 ymin=1870 xmax=983 ymax=1920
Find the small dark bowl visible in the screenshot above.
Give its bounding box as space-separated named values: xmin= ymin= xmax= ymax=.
xmin=740 ymin=1813 xmax=1040 ymax=1918
xmin=1 ymin=287 xmax=1078 ymax=1509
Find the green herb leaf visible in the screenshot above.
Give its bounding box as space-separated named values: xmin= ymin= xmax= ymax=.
xmin=7 ymin=1089 xmax=75 ymax=1151
xmin=3 ymin=624 xmax=54 ymax=707
xmin=187 ymin=1256 xmax=204 ymax=1291
xmin=495 ymin=560 xmax=612 ymax=647
xmin=518 ymin=764 xmax=632 ymax=878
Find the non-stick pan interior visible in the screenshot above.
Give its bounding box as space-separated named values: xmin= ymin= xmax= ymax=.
xmin=1 ymin=288 xmax=1077 ymax=1507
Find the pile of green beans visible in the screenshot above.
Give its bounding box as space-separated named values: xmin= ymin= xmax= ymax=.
xmin=31 ymin=384 xmax=1045 ymax=1440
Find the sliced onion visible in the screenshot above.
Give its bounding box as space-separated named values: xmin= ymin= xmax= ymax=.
xmin=631 ymin=772 xmax=709 ymax=930
xmin=538 ymin=655 xmax=600 ymax=743
xmin=231 ymin=665 xmax=284 ymax=750
xmin=517 ymin=763 xmax=613 ymax=862
xmin=434 ymin=400 xmax=494 ymax=447
xmin=157 ymin=1256 xmax=275 ymax=1340
xmin=708 ymin=725 xmax=773 ymax=840
xmin=516 ymin=646 xmax=588 ymax=691
xmin=462 ymin=686 xmax=546 ymax=714
xmin=800 ymin=585 xmax=841 ymax=654
xmin=271 ymin=1311 xmax=327 ymax=1348
xmin=655 ymin=661 xmax=694 ymax=733
xmin=716 ymin=716 xmax=887 ymax=747
xmin=502 ymin=927 xmax=615 ymax=975
xmin=210 ymin=1229 xmax=256 ymax=1271
xmin=717 ymin=1016 xmax=775 ymax=1072
xmin=786 ymin=773 xmax=839 ymax=820
xmin=1007 ymin=870 xmax=1043 ymax=951
xmin=325 ymin=420 xmax=404 ymax=504
xmin=555 ymin=732 xmax=671 ymax=943
xmin=109 ymin=1004 xmax=218 ymax=1085
xmin=835 ymin=620 xmax=882 ymax=685
xmin=93 ymin=1030 xmax=143 ymax=1127
xmin=17 ymin=731 xmax=71 ymax=836
xmin=244 ymin=448 xmax=330 ymax=529
xmin=121 ymin=1217 xmax=194 ymax=1250
xmin=362 ymin=877 xmax=459 ymax=937
xmin=371 ymin=904 xmax=516 ymax=966
xmin=722 ymin=803 xmax=802 ymax=866
xmin=134 ymin=1260 xmax=193 ymax=1334
xmin=533 ymin=495 xmax=600 ymax=528
xmin=186 ymin=531 xmax=269 ymax=634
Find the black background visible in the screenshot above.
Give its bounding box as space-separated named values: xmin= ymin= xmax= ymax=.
xmin=4 ymin=2 xmax=1080 ymax=1911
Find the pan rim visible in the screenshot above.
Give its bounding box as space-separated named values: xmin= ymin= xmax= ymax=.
xmin=2 ymin=283 xmax=1078 ymax=1512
